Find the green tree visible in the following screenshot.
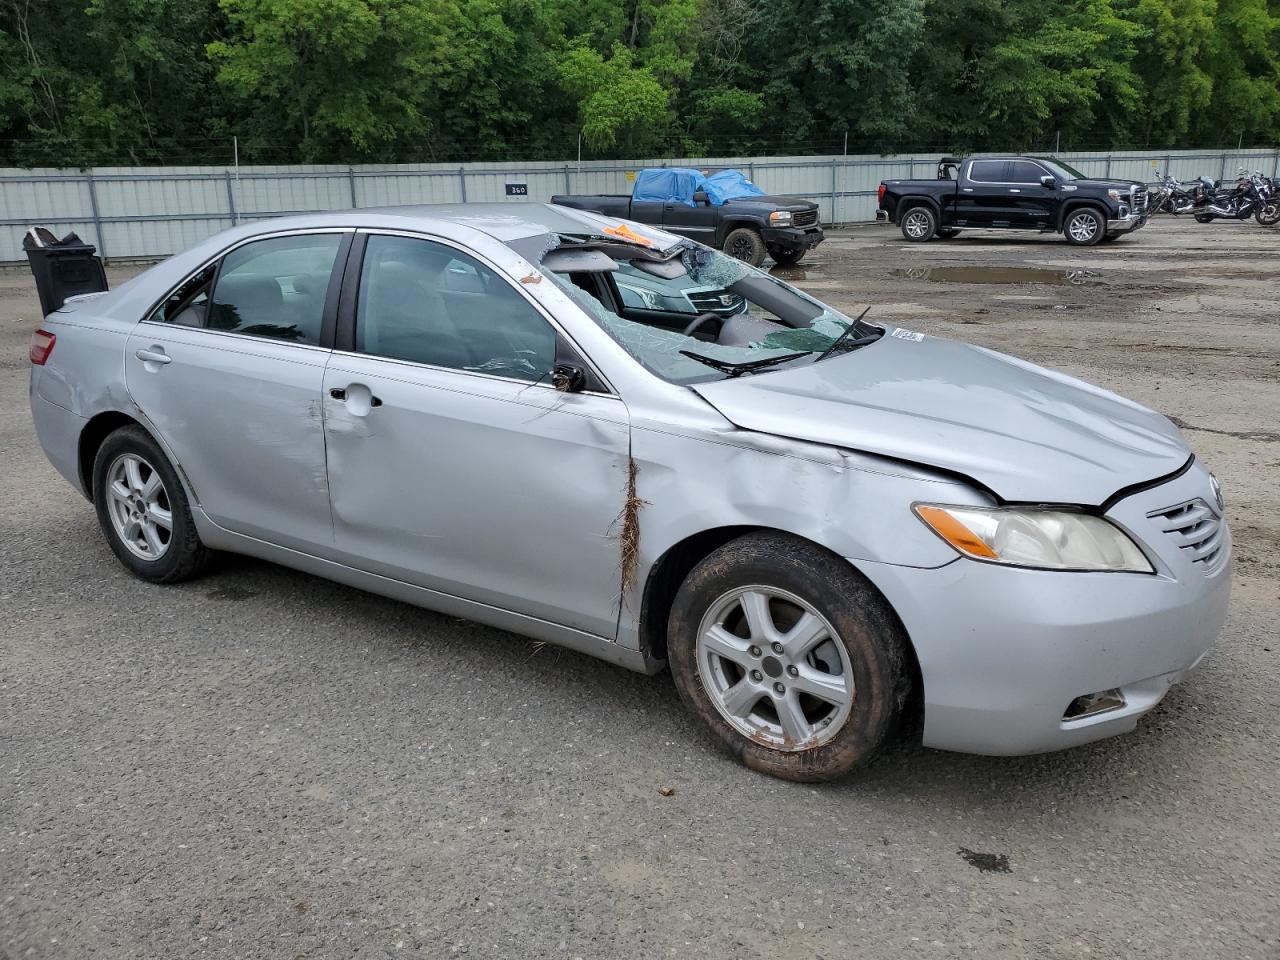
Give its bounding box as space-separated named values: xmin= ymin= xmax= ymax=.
xmin=207 ymin=0 xmax=463 ymax=161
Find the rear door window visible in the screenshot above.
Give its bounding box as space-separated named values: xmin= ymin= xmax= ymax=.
xmin=206 ymin=234 xmax=343 ymax=345
xmin=967 ymin=160 xmax=1009 ymax=183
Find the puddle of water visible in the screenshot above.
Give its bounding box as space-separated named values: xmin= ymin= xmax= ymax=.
xmin=770 ymin=264 xmax=812 ymax=281
xmin=892 ymin=266 xmax=1098 ymax=285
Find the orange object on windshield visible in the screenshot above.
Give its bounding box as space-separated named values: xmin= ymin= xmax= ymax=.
xmin=602 ymin=223 xmax=655 ymax=247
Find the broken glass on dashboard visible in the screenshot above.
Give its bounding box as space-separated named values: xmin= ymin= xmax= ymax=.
xmin=534 ymin=235 xmax=880 ymax=384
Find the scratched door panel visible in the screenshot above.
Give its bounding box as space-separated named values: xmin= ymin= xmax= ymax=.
xmin=322 ymin=356 xmax=630 ymax=638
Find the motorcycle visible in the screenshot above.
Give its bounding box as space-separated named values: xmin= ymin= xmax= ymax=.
xmin=1252 ymin=172 xmax=1279 ymax=225
xmin=1147 ymin=173 xmax=1210 ymax=215
xmin=1192 ymin=168 xmax=1276 ymax=224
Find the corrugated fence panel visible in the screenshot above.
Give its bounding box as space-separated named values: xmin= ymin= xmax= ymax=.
xmin=3 ymin=148 xmax=1279 ymax=261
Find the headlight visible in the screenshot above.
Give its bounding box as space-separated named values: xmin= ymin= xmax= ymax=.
xmin=1107 ymin=188 xmax=1128 ymax=202
xmin=769 ymin=211 xmax=792 ymax=225
xmin=913 ymin=503 xmax=1153 ymax=572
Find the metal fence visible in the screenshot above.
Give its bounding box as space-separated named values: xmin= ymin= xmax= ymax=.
xmin=2 ymin=147 xmax=1278 ymax=262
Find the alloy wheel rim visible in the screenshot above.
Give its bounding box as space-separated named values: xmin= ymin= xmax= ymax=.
xmin=1069 ymin=213 xmax=1099 ymax=242
xmin=904 ymin=211 xmax=930 ymax=238
xmin=696 ymin=585 xmax=854 ymax=751
xmin=105 ymin=453 xmax=173 ymax=560
xmin=729 ymin=237 xmax=754 ymax=260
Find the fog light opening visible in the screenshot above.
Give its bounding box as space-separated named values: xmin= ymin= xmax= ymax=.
xmin=1063 ymin=688 xmax=1126 ymax=721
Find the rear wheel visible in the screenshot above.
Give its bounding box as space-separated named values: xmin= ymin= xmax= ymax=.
xmin=1063 ymin=207 xmax=1105 ymax=245
xmin=668 ymin=532 xmax=909 ymax=782
xmin=724 ymin=227 xmax=766 ymax=266
xmin=92 ymin=425 xmax=210 ymax=583
xmin=900 ymin=206 xmax=937 ymax=242
xmin=768 ymin=245 xmax=805 ymax=266
xmin=1194 ymin=211 xmax=1214 ymax=224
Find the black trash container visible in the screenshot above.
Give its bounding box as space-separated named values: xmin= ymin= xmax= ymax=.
xmin=23 ymin=226 xmax=109 ymax=317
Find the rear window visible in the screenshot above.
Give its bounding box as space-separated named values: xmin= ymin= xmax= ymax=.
xmin=967 ymin=160 xmax=1007 ymax=182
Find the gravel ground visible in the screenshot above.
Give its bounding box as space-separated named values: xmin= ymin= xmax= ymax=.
xmin=2 ymin=217 xmax=1278 ymax=959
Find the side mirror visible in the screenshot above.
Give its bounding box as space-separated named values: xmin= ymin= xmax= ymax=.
xmin=551 ymin=362 xmax=586 ymax=393
xmin=692 ymin=190 xmax=709 ymax=204
xmin=1040 ymin=175 xmax=1057 ymax=188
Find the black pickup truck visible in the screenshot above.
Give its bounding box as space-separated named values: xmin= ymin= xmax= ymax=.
xmin=877 ymin=156 xmax=1148 ymax=245
xmin=552 ymin=167 xmax=824 ymax=266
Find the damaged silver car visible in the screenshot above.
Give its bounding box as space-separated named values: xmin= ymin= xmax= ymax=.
xmin=29 ymin=204 xmax=1231 ymax=781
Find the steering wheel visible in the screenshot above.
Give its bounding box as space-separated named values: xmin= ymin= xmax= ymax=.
xmin=681 ymin=311 xmax=724 ymax=338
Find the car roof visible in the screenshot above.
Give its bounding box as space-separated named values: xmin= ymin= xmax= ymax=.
xmin=232 ymin=202 xmax=677 ymax=248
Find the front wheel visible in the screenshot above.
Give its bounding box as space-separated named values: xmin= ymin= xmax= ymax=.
xmin=768 ymin=245 xmax=805 ymax=266
xmin=900 ymin=206 xmax=937 ymax=242
xmin=1063 ymin=208 xmax=1105 ymax=245
xmin=723 ymin=227 xmax=766 ymax=266
xmin=92 ymin=425 xmax=211 ymax=583
xmin=1256 ymin=201 xmax=1280 ymax=226
xmin=668 ymin=532 xmax=909 ymax=782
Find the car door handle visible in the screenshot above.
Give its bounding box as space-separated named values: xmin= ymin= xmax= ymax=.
xmin=330 ymin=385 xmax=382 ymax=410
xmin=134 ymin=347 xmax=171 ymax=365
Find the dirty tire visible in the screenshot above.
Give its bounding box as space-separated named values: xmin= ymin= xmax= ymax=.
xmin=92 ymin=425 xmax=211 ymax=584
xmin=936 ymin=228 xmax=961 ymax=239
xmin=900 ymin=206 xmax=937 ymax=242
xmin=724 ymin=227 xmax=766 ymax=266
xmin=668 ymin=532 xmax=909 ymax=782
xmin=768 ymin=245 xmax=805 ymax=266
xmin=1063 ymin=207 xmax=1105 ymax=245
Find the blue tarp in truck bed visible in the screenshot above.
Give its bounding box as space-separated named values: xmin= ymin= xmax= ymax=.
xmin=632 ymin=168 xmax=766 ymax=207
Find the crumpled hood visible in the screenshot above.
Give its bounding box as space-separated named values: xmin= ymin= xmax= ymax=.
xmin=692 ymin=332 xmax=1190 ymax=506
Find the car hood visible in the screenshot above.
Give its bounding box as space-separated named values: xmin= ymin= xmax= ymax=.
xmin=691 ymin=332 xmax=1189 ymax=506
xmin=1070 ymin=178 xmax=1144 ymax=192
xmin=723 ymin=196 xmax=817 ymax=211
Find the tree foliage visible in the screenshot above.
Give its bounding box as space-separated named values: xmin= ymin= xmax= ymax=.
xmin=1 ymin=0 xmax=1278 ymax=166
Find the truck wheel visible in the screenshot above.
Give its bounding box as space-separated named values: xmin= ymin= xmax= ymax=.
xmin=1063 ymin=207 xmax=1105 ymax=245
xmin=768 ymin=245 xmax=805 ymax=266
xmin=667 ymin=531 xmax=909 ymax=782
xmin=724 ymin=228 xmax=766 ymax=266
xmin=900 ymin=207 xmax=937 ymax=242
xmin=936 ymin=228 xmax=961 ymax=239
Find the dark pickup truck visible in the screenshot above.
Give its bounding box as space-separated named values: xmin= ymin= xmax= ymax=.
xmin=552 ymin=167 xmax=824 ymax=267
xmin=877 ymin=156 xmax=1148 ymax=246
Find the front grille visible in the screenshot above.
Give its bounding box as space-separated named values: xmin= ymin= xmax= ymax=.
xmin=1147 ymin=498 xmax=1225 ymax=571
xmin=793 ymin=209 xmax=819 ymax=228
xmin=1132 ymin=187 xmax=1148 ymax=216
xmin=686 ymin=289 xmax=744 ymax=315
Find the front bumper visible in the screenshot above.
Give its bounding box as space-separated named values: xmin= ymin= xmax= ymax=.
xmin=760 ymin=226 xmax=824 ymax=251
xmin=1107 ymin=210 xmax=1148 ymax=234
xmin=856 ymin=461 xmax=1231 ymax=755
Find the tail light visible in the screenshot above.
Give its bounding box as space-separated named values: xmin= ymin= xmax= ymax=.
xmin=877 ymin=182 xmax=887 ymax=206
xmin=29 ymin=328 xmax=56 ymax=365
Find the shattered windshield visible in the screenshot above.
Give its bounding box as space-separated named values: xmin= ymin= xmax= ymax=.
xmin=533 ymin=236 xmax=879 ymax=384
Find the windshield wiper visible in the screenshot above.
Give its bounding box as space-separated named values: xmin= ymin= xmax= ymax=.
xmin=816 ymin=306 xmax=880 ymax=362
xmin=679 ymin=349 xmax=810 ymax=378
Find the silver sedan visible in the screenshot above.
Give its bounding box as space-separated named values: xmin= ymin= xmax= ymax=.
xmin=29 ymin=204 xmax=1231 ymax=781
